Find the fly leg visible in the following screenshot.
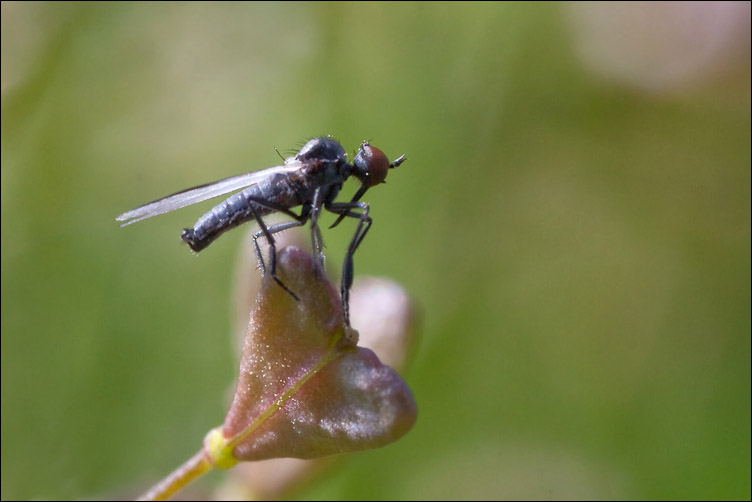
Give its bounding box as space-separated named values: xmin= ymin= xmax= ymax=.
xmin=243 ymin=196 xmax=310 ymax=301
xmin=308 ymin=187 xmax=326 ymax=277
xmin=252 ymin=221 xmax=305 ymax=274
xmin=324 ymin=201 xmax=372 ymax=325
xmin=252 ymin=219 xmax=310 ymax=300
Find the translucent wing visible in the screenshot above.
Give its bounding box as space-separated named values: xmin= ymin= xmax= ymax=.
xmin=116 ymin=162 xmax=304 ymax=226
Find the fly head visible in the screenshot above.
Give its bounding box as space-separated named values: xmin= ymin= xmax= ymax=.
xmin=353 ymin=142 xmax=406 ymax=187
xmin=327 ymin=142 xmax=407 ymax=230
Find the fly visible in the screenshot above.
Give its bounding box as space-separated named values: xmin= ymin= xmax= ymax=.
xmin=116 ymin=137 xmax=406 ymax=325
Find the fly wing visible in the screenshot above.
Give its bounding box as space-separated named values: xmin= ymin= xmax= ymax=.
xmin=116 ymin=162 xmax=304 ymax=226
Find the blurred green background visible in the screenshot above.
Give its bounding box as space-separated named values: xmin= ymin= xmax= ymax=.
xmin=2 ymin=2 xmax=750 ymax=500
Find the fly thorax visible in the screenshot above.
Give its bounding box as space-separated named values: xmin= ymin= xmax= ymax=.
xmin=295 ymin=137 xmax=347 ymax=164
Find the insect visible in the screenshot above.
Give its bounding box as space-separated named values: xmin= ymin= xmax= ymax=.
xmin=116 ymin=137 xmax=406 ymax=325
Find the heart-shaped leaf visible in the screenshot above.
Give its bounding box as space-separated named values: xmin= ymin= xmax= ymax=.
xmin=217 ymin=246 xmax=417 ymax=463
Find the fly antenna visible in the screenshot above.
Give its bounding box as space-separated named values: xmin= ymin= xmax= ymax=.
xmin=391 ymin=155 xmax=406 ymax=168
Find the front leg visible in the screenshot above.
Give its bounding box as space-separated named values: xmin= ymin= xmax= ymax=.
xmin=325 ymin=200 xmax=372 ymax=326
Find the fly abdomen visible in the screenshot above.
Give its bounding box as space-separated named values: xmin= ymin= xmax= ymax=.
xmin=181 ymin=185 xmax=278 ymax=252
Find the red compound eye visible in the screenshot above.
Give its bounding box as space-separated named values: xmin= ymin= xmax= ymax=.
xmin=354 ymin=143 xmax=391 ymax=186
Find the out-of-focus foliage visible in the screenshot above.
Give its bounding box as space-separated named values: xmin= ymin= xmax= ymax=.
xmin=2 ymin=2 xmax=749 ymax=500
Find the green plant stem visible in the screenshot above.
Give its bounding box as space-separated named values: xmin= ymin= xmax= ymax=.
xmin=137 ymin=450 xmax=213 ymax=501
